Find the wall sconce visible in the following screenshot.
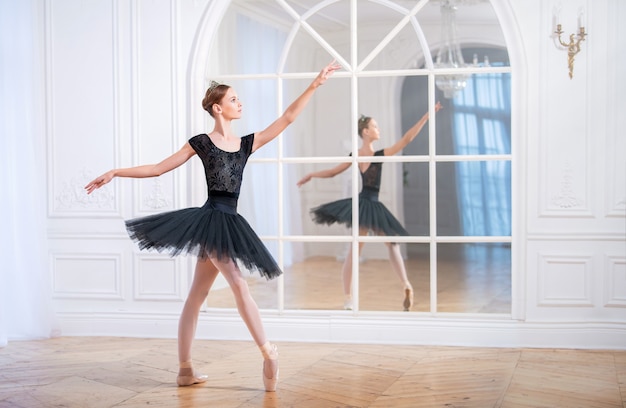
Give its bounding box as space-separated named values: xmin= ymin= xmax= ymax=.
xmin=553 ymin=9 xmax=587 ymax=79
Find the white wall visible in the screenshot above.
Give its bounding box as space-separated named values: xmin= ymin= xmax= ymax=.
xmin=512 ymin=0 xmax=626 ymax=325
xmin=43 ymin=0 xmax=625 ymax=349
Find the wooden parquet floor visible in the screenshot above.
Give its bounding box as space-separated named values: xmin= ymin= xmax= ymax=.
xmin=1 ymin=337 xmax=624 ymax=408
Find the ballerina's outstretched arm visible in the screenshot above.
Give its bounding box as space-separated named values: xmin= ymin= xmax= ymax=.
xmin=252 ymin=60 xmax=342 ymax=152
xmin=84 ymin=143 xmax=196 ymax=194
xmin=384 ymin=101 xmax=442 ymax=157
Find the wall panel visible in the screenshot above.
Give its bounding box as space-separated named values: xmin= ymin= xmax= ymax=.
xmin=604 ymin=255 xmax=626 ymax=307
xmin=46 ymin=0 xmax=187 ymax=317
xmin=134 ymin=255 xmax=184 ymax=301
xmin=132 ymin=0 xmax=177 ymax=217
xmin=48 ymin=0 xmax=120 ymax=217
xmin=527 ymin=240 xmax=626 ymax=322
xmin=52 ymin=253 xmax=123 ymax=299
xmin=537 ymin=254 xmax=592 ymax=306
xmin=539 ymin=0 xmax=590 ymax=220
xmin=605 ymin=0 xmax=626 ymax=218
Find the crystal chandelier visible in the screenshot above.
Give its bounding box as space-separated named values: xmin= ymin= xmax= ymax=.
xmin=434 ymin=0 xmax=469 ymax=98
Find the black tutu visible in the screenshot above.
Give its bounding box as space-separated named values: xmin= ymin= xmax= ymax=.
xmin=310 ymin=189 xmax=409 ymax=236
xmin=125 ymin=195 xmax=281 ymax=280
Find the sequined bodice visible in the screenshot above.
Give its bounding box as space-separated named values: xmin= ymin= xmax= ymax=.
xmin=188 ymin=133 xmax=254 ymax=198
xmin=360 ymin=149 xmax=384 ymax=193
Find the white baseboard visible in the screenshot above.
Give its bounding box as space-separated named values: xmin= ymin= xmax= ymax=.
xmin=56 ymin=310 xmax=626 ymax=350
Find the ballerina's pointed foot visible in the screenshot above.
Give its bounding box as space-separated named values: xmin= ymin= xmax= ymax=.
xmin=259 ymin=341 xmax=279 ymax=392
xmin=403 ymin=285 xmax=414 ymax=312
xmin=176 ymin=361 xmax=208 ymax=387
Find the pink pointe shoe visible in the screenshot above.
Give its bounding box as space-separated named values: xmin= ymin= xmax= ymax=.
xmin=176 ymin=361 xmax=208 ymax=387
xmin=259 ymin=342 xmax=279 ymax=392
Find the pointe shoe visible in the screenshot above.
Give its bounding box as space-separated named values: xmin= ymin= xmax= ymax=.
xmin=343 ymin=298 xmax=353 ymax=310
xmin=403 ymin=286 xmax=414 ymax=312
xmin=176 ymin=361 xmax=208 ymax=387
xmin=259 ymin=341 xmax=279 ymax=392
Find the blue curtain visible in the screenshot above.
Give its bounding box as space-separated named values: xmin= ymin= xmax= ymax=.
xmin=451 ymin=69 xmax=512 ymax=236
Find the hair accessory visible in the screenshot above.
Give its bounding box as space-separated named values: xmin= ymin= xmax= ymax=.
xmin=207 ymin=80 xmax=220 ymax=93
xmin=359 ymin=114 xmax=367 ymax=122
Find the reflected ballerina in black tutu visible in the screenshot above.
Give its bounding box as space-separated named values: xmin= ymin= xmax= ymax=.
xmin=85 ymin=60 xmax=341 ymax=391
xmin=297 ymin=102 xmax=441 ymax=311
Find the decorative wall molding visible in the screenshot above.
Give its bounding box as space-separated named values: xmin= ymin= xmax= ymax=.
xmin=56 ymin=310 xmax=626 ymax=350
xmin=604 ymin=0 xmax=626 ymax=219
xmin=44 ymin=0 xmax=119 ymax=218
xmin=527 ymin=232 xmax=626 ymax=241
xmin=607 ymin=197 xmax=626 ymax=218
xmin=54 ymin=168 xmax=116 ymax=213
xmin=604 ymin=254 xmax=626 ymax=307
xmin=131 ymin=0 xmax=179 ymax=217
xmin=537 ymin=253 xmax=593 ymax=306
xmin=48 ymin=232 xmax=129 ymax=239
xmin=51 ymin=253 xmax=123 ymax=300
xmin=133 ymin=255 xmax=184 ymax=301
xmin=550 ymin=160 xmax=583 ymax=210
xmin=142 ymin=178 xmax=173 ymax=210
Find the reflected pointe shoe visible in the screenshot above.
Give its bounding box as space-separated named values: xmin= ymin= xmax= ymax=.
xmin=403 ymin=285 xmax=414 ymax=312
xmin=259 ymin=341 xmax=279 ymax=392
xmin=176 ymin=361 xmax=208 ymax=387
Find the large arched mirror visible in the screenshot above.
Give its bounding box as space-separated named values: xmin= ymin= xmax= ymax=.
xmin=202 ymin=0 xmax=512 ymax=316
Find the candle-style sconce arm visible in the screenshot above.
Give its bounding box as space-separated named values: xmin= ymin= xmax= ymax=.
xmin=554 ymin=23 xmax=587 ymax=79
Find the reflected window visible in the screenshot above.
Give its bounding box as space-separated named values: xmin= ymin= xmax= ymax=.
xmin=450 ymin=64 xmax=512 ymax=236
xmin=453 ymin=69 xmax=511 ymax=155
xmin=456 ymin=161 xmax=511 ymax=236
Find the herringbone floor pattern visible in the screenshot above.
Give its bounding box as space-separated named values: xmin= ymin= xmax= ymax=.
xmin=1 ymin=337 xmax=624 ymax=407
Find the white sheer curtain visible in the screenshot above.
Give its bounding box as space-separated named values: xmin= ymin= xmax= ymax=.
xmin=0 ymin=0 xmax=57 ymax=346
xmin=233 ymin=13 xmax=299 ymax=265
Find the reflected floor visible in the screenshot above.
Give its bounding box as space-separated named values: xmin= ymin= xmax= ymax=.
xmin=206 ymin=245 xmax=511 ymax=314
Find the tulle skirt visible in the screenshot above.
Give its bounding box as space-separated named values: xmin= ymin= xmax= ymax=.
xmin=125 ymin=195 xmax=281 ymax=280
xmin=310 ymin=189 xmax=409 ymax=236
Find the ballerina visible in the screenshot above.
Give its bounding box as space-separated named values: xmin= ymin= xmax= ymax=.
xmin=85 ymin=61 xmax=341 ymax=391
xmin=297 ymin=102 xmax=441 ymax=311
